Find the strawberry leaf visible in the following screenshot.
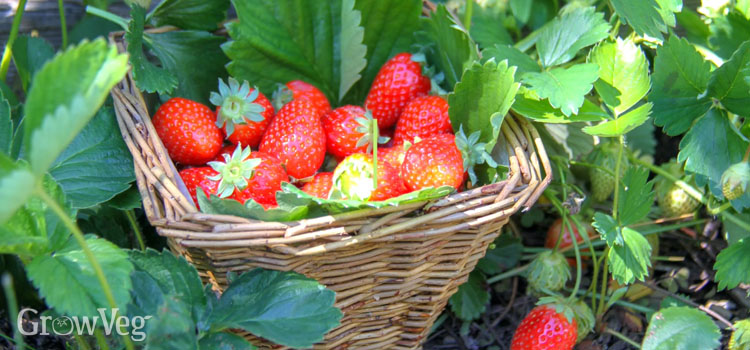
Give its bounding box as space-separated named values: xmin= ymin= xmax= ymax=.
xmin=588 ymin=37 xmax=651 ymax=115
xmin=522 ymin=63 xmax=599 ymax=116
xmin=449 ymin=59 xmax=519 ymax=154
xmin=618 ymin=167 xmax=655 ymax=226
xmin=477 ymin=234 xmax=522 ymax=275
xmin=706 ymin=40 xmax=750 ymax=116
xmin=22 ymin=38 xmax=128 ymax=176
xmin=339 ymin=0 xmax=367 ymax=100
xmin=708 ymin=11 xmax=750 ymax=59
xmin=651 ymin=36 xmax=712 ymax=136
xmin=11 ymin=35 xmax=54 ymax=92
xmin=593 ymin=212 xmax=621 ymax=247
xmin=418 ymin=4 xmax=480 ymax=89
xmin=535 ymin=7 xmax=610 ymax=67
xmin=583 ymin=103 xmax=652 ymax=137
xmin=512 ymin=90 xmax=608 ymax=123
xmin=27 ymin=235 xmax=133 ymax=318
xmin=608 ymin=227 xmax=652 ymax=285
xmin=714 ymin=238 xmax=750 ymax=290
xmin=224 ymin=0 xmax=368 ymax=103
xmin=642 ymin=307 xmax=720 ymax=350
xmin=470 ymin=5 xmax=513 ymax=49
xmin=148 ymin=0 xmax=229 ymax=31
xmin=198 ymin=333 xmax=256 ymax=350
xmin=197 ymin=189 xmax=313 ymax=222
xmin=449 ymin=271 xmax=489 ymax=321
xmin=481 ymin=44 xmax=541 ymax=76
xmin=610 ymin=0 xmax=668 ymax=40
xmin=204 ymin=269 xmax=342 ymax=348
xmin=126 ymin=5 xmax=178 ymax=95
xmin=48 ymin=107 xmax=135 ymax=209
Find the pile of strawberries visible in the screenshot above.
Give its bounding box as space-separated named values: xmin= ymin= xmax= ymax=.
xmin=153 ymin=52 xmax=467 ymax=210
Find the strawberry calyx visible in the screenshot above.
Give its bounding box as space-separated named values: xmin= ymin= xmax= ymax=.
xmin=354 ymin=110 xmax=390 ymax=154
xmin=271 ymin=83 xmax=294 ymax=111
xmin=455 ymin=126 xmax=498 ymax=186
xmin=206 ymin=144 xmax=261 ymax=198
xmin=330 ymin=154 xmax=376 ymax=201
xmin=536 ymin=296 xmax=578 ymax=326
xmin=535 ymin=296 xmax=594 ymax=343
xmin=210 ymin=77 xmax=266 ymax=137
xmin=410 ymin=51 xmax=448 ymax=96
xmin=721 ymin=161 xmax=750 ymax=200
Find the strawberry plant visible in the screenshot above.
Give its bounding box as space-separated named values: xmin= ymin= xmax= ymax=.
xmin=0 ymin=0 xmax=749 ymax=349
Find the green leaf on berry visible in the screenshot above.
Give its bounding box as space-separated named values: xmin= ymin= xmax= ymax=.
xmin=618 ymin=167 xmax=655 ymax=226
xmin=148 ymin=0 xmax=229 ymax=31
xmin=706 ymin=40 xmax=750 ymax=116
xmin=583 ymin=103 xmax=652 ymax=137
xmin=608 ymin=227 xmax=652 ymax=285
xmin=642 ymin=307 xmax=720 ymax=350
xmin=536 ymin=7 xmax=610 ymax=67
xmin=588 ymin=37 xmax=651 ymax=115
xmin=418 ymin=4 xmax=479 ymax=89
xmin=449 ymin=59 xmax=519 ymax=153
xmin=714 ymin=238 xmax=750 ymax=290
xmin=225 ymin=0 xmax=368 ymax=103
xmin=651 ymin=36 xmax=712 ymax=136
xmin=449 ymin=271 xmax=489 ymax=321
xmin=523 ymin=63 xmax=599 ymax=116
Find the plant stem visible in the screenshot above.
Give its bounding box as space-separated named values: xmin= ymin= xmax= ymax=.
xmin=612 ymin=136 xmax=625 ymax=221
xmin=74 ymin=335 xmax=92 ymax=350
xmin=0 ymin=0 xmax=28 ymax=82
xmin=58 ymin=0 xmax=68 ymax=48
xmin=125 ymin=209 xmax=145 ymax=250
xmin=372 ymin=118 xmax=379 ymax=189
xmin=85 ymin=6 xmax=129 ymax=30
xmin=564 ymin=218 xmax=583 ymax=303
xmin=604 ymin=328 xmax=641 ymax=349
xmin=463 ymin=0 xmax=473 ymax=32
xmin=36 ymin=187 xmax=136 ymax=350
xmin=487 ymin=264 xmax=529 ymax=284
xmin=744 ymin=143 xmax=750 ymax=162
xmin=94 ymin=329 xmax=110 ymax=350
xmin=597 ymin=254 xmax=609 ymax=316
xmin=2 ymin=274 xmax=24 ymax=350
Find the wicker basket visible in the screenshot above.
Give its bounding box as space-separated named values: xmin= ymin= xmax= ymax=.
xmin=108 ymin=24 xmax=551 ymax=350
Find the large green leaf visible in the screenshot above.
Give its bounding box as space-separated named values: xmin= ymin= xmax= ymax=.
xmin=132 ymin=276 xmax=199 ymax=350
xmin=512 ymin=91 xmax=608 ymax=123
xmin=588 ymin=38 xmax=650 ymax=115
xmin=126 ymin=5 xmax=178 ymax=95
xmin=11 ymin=35 xmax=55 ymax=92
xmin=470 ymin=5 xmax=513 ymax=49
xmin=148 ymin=0 xmax=229 ymax=31
xmin=522 ymin=63 xmax=599 ymax=116
xmin=0 ymin=155 xmax=36 ymax=224
xmin=198 ymin=333 xmax=256 ymax=350
xmin=617 ymin=167 xmax=655 ymax=226
xmin=206 ymin=269 xmax=342 ymax=349
xmin=339 ymin=0 xmax=368 ymax=100
xmin=642 ymin=307 xmax=720 ymax=350
xmin=198 ymin=189 xmax=313 ymax=222
xmin=582 ymin=103 xmax=652 ymax=137
xmin=535 ymin=7 xmax=610 ymax=67
xmin=0 ymin=175 xmax=69 ymax=256
xmin=128 ymin=249 xmax=206 ymax=320
xmin=22 ymin=38 xmax=128 ymax=176
xmin=449 ymin=271 xmax=489 ymax=321
xmin=651 ymin=36 xmax=712 ymax=136
xmin=224 ymin=0 xmax=368 ymax=103
xmin=419 ymin=4 xmax=479 ymax=89
xmin=449 ymin=59 xmax=519 ymax=152
xmin=678 ymin=109 xmax=749 ymax=201
xmin=348 ymin=0 xmax=422 ymax=102
xmin=714 ymin=238 xmax=750 ymax=291
xmin=608 ymin=227 xmax=652 ymax=285
xmin=706 ymin=40 xmax=750 ymax=116
xmin=27 ymin=236 xmax=133 ymax=318
xmin=477 ymin=234 xmax=522 ymax=275
xmin=481 ymin=44 xmax=541 ymax=76
xmin=610 ymin=0 xmax=668 ymax=40
xmin=709 ymin=11 xmax=750 ymax=60
xmin=656 ymin=0 xmax=683 ymax=28
xmin=49 ymin=107 xmax=134 ymax=209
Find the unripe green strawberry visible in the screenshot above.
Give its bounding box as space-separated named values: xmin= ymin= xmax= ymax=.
xmin=730 ymin=319 xmax=750 ymax=350
xmin=587 ymin=142 xmax=626 ymax=202
xmin=721 ymin=161 xmax=750 ymax=200
xmin=658 ymin=183 xmax=700 ymax=217
xmin=526 ymin=250 xmax=571 ymax=293
xmin=570 ymin=299 xmax=594 ymax=343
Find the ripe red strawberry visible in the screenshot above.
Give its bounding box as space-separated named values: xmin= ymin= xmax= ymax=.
xmin=211 ymin=78 xmax=274 ymax=148
xmin=228 ymin=151 xmax=289 ymax=209
xmin=179 ymin=167 xmax=220 ymax=207
xmin=323 ymin=106 xmax=389 ymax=160
xmin=273 ymin=80 xmax=331 ymax=116
xmin=379 ymin=145 xmax=408 ymax=168
xmin=364 ymin=53 xmax=431 ymax=129
xmin=544 ymin=218 xmax=595 ymax=267
xmin=511 ymin=305 xmax=577 ymax=350
xmin=401 ymin=133 xmax=464 ymax=191
xmin=331 ymin=153 xmax=408 ymax=201
xmin=153 ymin=97 xmax=223 ymax=165
xmin=259 ymin=99 xmax=326 ymax=179
xmin=301 ymin=172 xmax=334 ymax=199
xmin=393 ymin=95 xmax=452 ymax=145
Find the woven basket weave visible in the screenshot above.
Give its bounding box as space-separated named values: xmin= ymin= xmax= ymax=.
xmin=108 ymin=23 xmax=551 ymax=350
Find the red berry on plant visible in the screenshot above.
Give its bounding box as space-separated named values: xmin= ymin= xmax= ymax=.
xmin=153 ymin=97 xmax=223 ymax=165
xmin=510 ymin=305 xmax=578 ymax=350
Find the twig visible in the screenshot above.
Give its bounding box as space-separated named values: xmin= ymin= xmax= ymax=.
xmin=604 ymin=328 xmax=641 ymax=349
xmin=491 ymin=277 xmax=518 ymax=328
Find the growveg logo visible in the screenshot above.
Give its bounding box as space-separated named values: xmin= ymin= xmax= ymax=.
xmin=18 ymin=308 xmax=152 ymax=341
